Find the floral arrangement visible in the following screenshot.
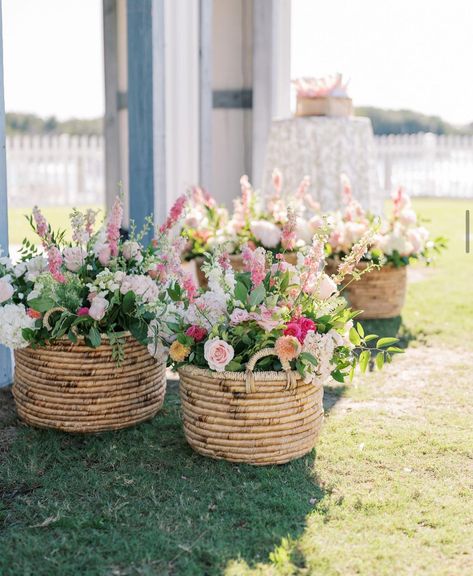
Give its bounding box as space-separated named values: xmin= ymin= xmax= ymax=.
xmin=164 ymin=232 xmax=402 ymax=382
xmin=292 ymin=73 xmax=350 ymax=99
xmin=0 ymin=196 xmax=195 ymax=359
xmin=181 ymin=170 xmax=324 ymax=258
xmin=326 ymin=176 xmax=447 ymax=268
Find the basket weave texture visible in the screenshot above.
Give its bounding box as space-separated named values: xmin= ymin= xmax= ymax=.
xmin=195 ymin=252 xmax=298 ymax=289
xmin=178 ymin=348 xmax=324 ymax=465
xmin=13 ymin=335 xmax=166 ymax=433
xmin=344 ymin=264 xmax=407 ymax=319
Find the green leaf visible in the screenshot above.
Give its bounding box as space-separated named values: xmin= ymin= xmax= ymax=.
xmin=248 ymin=284 xmax=266 ymax=307
xmin=387 ymin=346 xmax=404 ymax=353
xmin=375 ymin=352 xmax=384 ymax=370
xmin=356 ymin=322 xmax=364 ymax=338
xmin=331 ymin=370 xmax=345 ymax=383
xmin=88 ymin=326 xmax=101 ymax=348
xmin=28 ymin=297 xmax=56 ymax=313
xmin=349 ymin=327 xmax=361 ymax=346
xmin=364 ymin=334 xmax=378 ymax=343
xmin=122 ymin=291 xmax=136 ymax=314
xmin=67 ymin=330 xmax=78 ymax=344
xmin=377 ymin=337 xmax=400 ymax=348
xmin=300 ymin=352 xmax=318 ymax=366
xmin=168 ymin=282 xmax=182 ymax=302
xmin=225 ymin=360 xmax=242 ymax=372
xmin=349 ymin=360 xmax=356 ymax=382
xmin=359 ymin=350 xmax=370 ymax=374
xmin=234 ymin=280 xmax=248 ymax=304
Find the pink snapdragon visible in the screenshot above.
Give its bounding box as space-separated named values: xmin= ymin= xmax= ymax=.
xmin=281 ymin=208 xmax=297 ymax=251
xmin=106 ymin=197 xmax=123 ymax=257
xmin=47 ymin=246 xmax=66 ymax=283
xmin=242 ymin=245 xmax=266 ymax=287
xmin=32 ymin=206 xmax=51 ymax=246
xmin=183 ymin=274 xmax=198 ymax=303
xmin=85 ymin=209 xmax=97 ymax=237
xmin=159 ymin=194 xmax=187 ymax=234
xmin=272 ymin=168 xmax=283 ymax=194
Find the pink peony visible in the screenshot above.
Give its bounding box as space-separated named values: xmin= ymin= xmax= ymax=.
xmin=63 ymin=247 xmax=86 ymax=272
xmin=204 ymin=338 xmax=234 ymax=372
xmin=88 ymin=295 xmax=108 ymax=321
xmin=0 ymin=279 xmax=14 ymax=303
xmin=186 ymin=325 xmax=207 ymax=342
xmin=275 ymin=335 xmax=301 ymax=363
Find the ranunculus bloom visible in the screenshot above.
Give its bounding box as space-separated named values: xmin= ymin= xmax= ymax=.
xmin=169 ymin=340 xmax=191 ymax=362
xmin=186 ymin=325 xmax=207 ymax=342
xmin=204 ymin=337 xmax=234 ymax=372
xmin=275 ymin=335 xmax=301 ymax=363
xmin=0 ymin=279 xmax=14 ymax=304
xmin=88 ymin=295 xmax=108 ymax=321
xmin=63 ymin=246 xmax=86 ymax=272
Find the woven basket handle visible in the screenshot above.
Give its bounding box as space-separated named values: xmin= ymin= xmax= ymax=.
xmin=43 ymin=306 xmax=78 ymax=337
xmin=245 ymin=347 xmax=298 ymax=394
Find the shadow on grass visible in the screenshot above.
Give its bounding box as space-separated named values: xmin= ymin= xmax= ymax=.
xmin=0 ymin=386 xmax=333 ymax=576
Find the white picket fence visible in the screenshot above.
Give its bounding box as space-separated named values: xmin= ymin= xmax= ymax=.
xmin=376 ymin=132 xmax=473 ymax=198
xmin=6 ymin=135 xmax=105 ymax=207
xmin=6 ymin=132 xmax=473 ymax=207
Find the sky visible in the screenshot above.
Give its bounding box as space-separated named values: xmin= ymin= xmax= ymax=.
xmin=3 ymin=0 xmax=473 ymax=124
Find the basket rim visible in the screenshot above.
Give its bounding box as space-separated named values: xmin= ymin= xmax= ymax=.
xmin=326 ymin=257 xmax=407 ymax=272
xmin=178 ymin=363 xmax=302 ymax=383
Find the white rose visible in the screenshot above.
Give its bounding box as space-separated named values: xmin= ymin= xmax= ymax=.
xmin=122 ymin=240 xmax=143 ymax=263
xmin=0 ymin=278 xmax=14 ymax=303
xmin=204 ymin=337 xmax=234 ymax=372
xmin=250 ymin=220 xmax=281 ymax=249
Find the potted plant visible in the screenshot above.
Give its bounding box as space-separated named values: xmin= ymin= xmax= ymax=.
xmin=181 ymin=171 xmax=323 ymax=288
xmin=165 ymin=232 xmax=400 ymax=465
xmin=0 ymin=196 xmax=190 ymax=433
xmin=325 ymin=177 xmax=446 ymax=319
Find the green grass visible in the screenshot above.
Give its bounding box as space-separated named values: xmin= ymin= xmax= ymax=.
xmin=1 ymin=199 xmax=473 ymax=575
xmin=7 ymin=205 xmax=103 ymax=246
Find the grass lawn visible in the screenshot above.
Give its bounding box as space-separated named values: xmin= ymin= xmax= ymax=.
xmin=1 ymin=199 xmax=472 ymax=575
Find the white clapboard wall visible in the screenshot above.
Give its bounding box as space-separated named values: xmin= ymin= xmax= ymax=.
xmin=6 ymin=132 xmax=473 ymax=208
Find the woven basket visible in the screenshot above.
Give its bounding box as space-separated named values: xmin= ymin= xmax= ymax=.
xmin=344 ymin=263 xmax=407 ymax=319
xmin=178 ymin=348 xmax=324 ymax=465
xmin=195 ymin=252 xmax=298 ymax=289
xmin=13 ymin=324 xmax=167 ymax=433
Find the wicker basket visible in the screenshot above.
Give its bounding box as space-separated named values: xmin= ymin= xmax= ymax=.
xmin=13 ymin=327 xmax=167 ymax=433
xmin=295 ymin=96 xmax=353 ymax=117
xmin=178 ymin=348 xmax=324 ymax=465
xmin=195 ymin=252 xmax=298 ymax=289
xmin=344 ymin=264 xmax=407 ymax=319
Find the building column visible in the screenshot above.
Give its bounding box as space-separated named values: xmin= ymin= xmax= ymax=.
xmin=0 ymin=0 xmax=13 ymax=386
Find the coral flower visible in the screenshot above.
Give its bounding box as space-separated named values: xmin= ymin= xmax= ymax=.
xmin=27 ymin=308 xmax=42 ymax=320
xmin=275 ymin=335 xmax=301 ymax=363
xmin=169 ymin=340 xmax=191 ymax=362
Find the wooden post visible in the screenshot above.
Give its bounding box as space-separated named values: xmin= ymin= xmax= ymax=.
xmin=252 ymin=0 xmax=291 ymax=188
xmin=0 ymin=0 xmax=12 ymax=386
xmin=199 ymin=0 xmax=212 ymax=191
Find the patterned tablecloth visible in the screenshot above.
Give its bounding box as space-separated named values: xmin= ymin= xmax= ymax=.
xmin=262 ymin=116 xmax=383 ymax=213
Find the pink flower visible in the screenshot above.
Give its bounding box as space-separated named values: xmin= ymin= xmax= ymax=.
xmin=281 ymin=208 xmax=297 ymax=251
xmin=242 ymin=245 xmax=267 ymax=287
xmin=88 ymin=295 xmax=108 ymax=321
xmin=122 ymin=241 xmax=142 ymax=262
xmin=229 ymin=308 xmax=251 ymax=325
xmin=186 ymin=325 xmax=207 ymax=342
xmin=47 ymin=246 xmax=66 ymax=283
xmin=284 ymin=317 xmax=316 ymax=344
xmin=27 ymin=308 xmax=42 ymax=319
xmin=159 ymin=194 xmax=187 ymax=234
xmin=183 ymin=275 xmax=198 ymax=302
xmin=32 ymin=206 xmax=50 ymax=245
xmin=85 ymin=209 xmax=97 ymax=237
xmin=283 ymin=322 xmax=302 ymax=341
xmin=316 ymin=274 xmax=338 ymax=299
xmin=298 ymin=317 xmax=316 ymax=336
xmin=275 ymin=335 xmax=301 ymax=363
xmin=204 ymin=338 xmax=235 ymax=372
xmin=98 ymin=245 xmax=112 ymax=266
xmin=0 ymin=279 xmax=14 ymax=303
xmin=272 ymin=168 xmax=283 ymax=194
xmin=106 ymin=197 xmax=123 ymax=257
xmin=63 ymin=247 xmax=86 ymax=272
xmin=255 ymin=306 xmax=281 ymax=332
xmin=77 ymin=307 xmax=90 ymax=317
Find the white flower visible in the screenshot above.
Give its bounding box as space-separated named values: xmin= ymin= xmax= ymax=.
xmin=25 ymin=255 xmax=48 ymax=282
xmin=296 ymin=217 xmax=314 ymax=244
xmin=120 ymin=275 xmax=159 ymax=304
xmin=63 ymin=247 xmax=86 ymax=272
xmin=316 ymin=274 xmax=338 ymax=300
xmin=13 ymin=262 xmax=27 ymax=278
xmin=147 ymin=320 xmax=169 ymax=361
xmin=250 ymin=220 xmax=281 ymax=248
xmin=185 ymin=290 xmax=227 ymax=330
xmin=0 ymin=278 xmax=14 ymax=303
xmin=0 ymin=303 xmax=36 ymax=349
xmin=122 ymin=240 xmax=143 ymax=263
xmin=302 ymin=330 xmax=336 ymax=384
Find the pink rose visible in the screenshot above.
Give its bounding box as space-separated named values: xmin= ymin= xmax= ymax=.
xmin=88 ymin=295 xmax=108 ymax=321
xmin=63 ymin=247 xmax=86 ymax=272
xmin=283 ymin=322 xmax=302 ymax=342
xmin=254 ymin=306 xmax=281 ymax=332
xmin=229 ymin=308 xmax=251 ymax=325
xmin=204 ymin=338 xmax=234 ymax=372
xmin=0 ymin=279 xmax=14 ymax=303
xmin=98 ymin=245 xmax=112 ymax=266
xmin=186 ymin=325 xmax=207 ymax=342
xmin=317 ymin=274 xmax=337 ymax=300
xmin=77 ymin=307 xmax=90 ymax=317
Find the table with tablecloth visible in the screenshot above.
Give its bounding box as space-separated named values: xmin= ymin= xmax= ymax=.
xmin=262 ymin=116 xmax=383 ymax=213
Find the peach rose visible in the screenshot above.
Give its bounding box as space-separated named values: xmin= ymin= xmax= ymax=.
xmin=204 ymin=338 xmax=234 ymax=372
xmin=275 ymin=335 xmax=301 ymax=363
